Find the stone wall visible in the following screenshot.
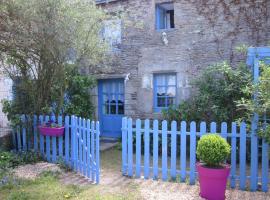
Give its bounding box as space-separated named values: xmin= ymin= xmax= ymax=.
xmin=96 ymin=0 xmax=270 ymax=119
xmin=0 ymin=74 xmax=12 ymax=128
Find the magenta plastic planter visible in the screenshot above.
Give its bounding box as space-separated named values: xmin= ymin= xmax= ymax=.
xmin=38 ymin=126 xmax=65 ymax=137
xmin=197 ymin=163 xmax=230 ymax=200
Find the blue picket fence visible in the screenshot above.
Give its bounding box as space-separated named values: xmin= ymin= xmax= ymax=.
xmin=122 ymin=117 xmax=269 ymax=192
xmin=13 ymin=115 xmax=100 ymax=184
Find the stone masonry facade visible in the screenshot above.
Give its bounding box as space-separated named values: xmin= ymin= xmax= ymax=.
xmin=93 ymin=0 xmax=270 ymax=120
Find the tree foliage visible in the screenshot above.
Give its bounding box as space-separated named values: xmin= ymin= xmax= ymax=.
xmin=163 ymin=62 xmax=252 ymax=124
xmin=0 ymin=0 xmax=106 ymax=120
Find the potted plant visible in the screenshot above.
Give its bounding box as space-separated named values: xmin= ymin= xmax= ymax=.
xmin=196 ymin=134 xmax=231 ymax=200
xmin=38 ymin=120 xmax=64 ymax=137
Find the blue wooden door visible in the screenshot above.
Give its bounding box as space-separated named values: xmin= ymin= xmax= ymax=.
xmin=98 ymin=79 xmax=124 ymax=137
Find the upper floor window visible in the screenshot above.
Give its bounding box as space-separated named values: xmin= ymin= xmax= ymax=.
xmin=155 ymin=2 xmax=175 ymax=30
xmin=102 ymin=19 xmax=121 ymax=51
xmin=153 ymin=73 xmax=176 ymax=112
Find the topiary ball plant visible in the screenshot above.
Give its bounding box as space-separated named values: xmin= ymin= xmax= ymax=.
xmin=196 ymin=134 xmax=231 ymax=168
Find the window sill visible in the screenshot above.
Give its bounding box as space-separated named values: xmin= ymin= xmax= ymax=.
xmin=156 ymin=28 xmax=176 ymax=32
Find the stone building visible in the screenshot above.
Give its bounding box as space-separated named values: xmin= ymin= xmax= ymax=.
xmin=93 ymin=0 xmax=270 ymax=137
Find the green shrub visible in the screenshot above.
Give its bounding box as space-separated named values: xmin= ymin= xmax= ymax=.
xmin=196 ymin=134 xmax=231 ymax=167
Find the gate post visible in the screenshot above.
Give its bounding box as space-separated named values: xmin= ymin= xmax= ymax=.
xmin=122 ymin=117 xmax=128 ymax=175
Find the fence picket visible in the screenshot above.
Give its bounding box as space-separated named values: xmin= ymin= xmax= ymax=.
xmin=91 ymin=121 xmax=95 ymax=181
xmin=230 ymin=122 xmax=237 ymax=188
xmin=221 ymin=122 xmax=227 ymax=139
xmin=73 ymin=116 xmax=78 ymax=171
xmin=135 ymin=119 xmax=141 ymax=178
xmin=171 ymin=121 xmax=177 ymax=180
xmin=58 ymin=116 xmax=63 ymax=159
xmin=180 ymin=121 xmax=187 ymax=182
xmin=144 ymin=119 xmax=150 ymax=179
xmin=250 ymin=117 xmax=258 ymax=191
xmin=39 ymin=115 xmax=44 ymax=157
xmin=45 ymin=116 xmax=51 ymax=162
xmin=51 ymin=115 xmax=57 ymax=163
xmin=261 ymin=139 xmax=269 ymax=192
xmin=199 ymin=122 xmax=206 ymax=137
xmin=83 ymin=119 xmax=86 ymax=176
xmin=190 ymin=121 xmax=196 ymax=185
xmin=153 ymin=120 xmax=159 ymax=180
xmin=65 ymin=116 xmax=70 ymax=165
xmin=96 ymin=121 xmax=100 ymax=184
xmin=127 ymin=118 xmax=133 ymax=177
xmin=122 ymin=117 xmax=128 ymax=175
xmin=79 ymin=118 xmax=83 ymax=173
xmin=162 ymin=120 xmax=168 ymax=181
xmin=239 ymin=122 xmax=246 ymax=190
xmin=16 ymin=126 xmax=21 ymax=151
xmin=21 ymin=115 xmax=27 ymax=151
xmin=210 ymin=122 xmax=216 ymax=133
xmin=33 ymin=115 xmax=38 ymax=151
xmin=87 ymin=119 xmax=91 ymax=178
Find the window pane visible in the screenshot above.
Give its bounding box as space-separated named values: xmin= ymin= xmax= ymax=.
xmin=110 ymin=103 xmax=116 ymax=114
xmin=167 ymin=97 xmax=175 ymax=107
xmin=157 ymin=86 xmax=166 ymax=96
xmin=166 ymin=86 xmax=176 ymax=97
xmin=103 ymin=95 xmax=109 ymax=104
xmin=118 ymin=99 xmax=124 ymax=114
xmin=103 ymin=104 xmax=109 ymax=114
xmin=157 ymin=97 xmax=166 ymax=107
xmin=118 ymin=82 xmax=124 ymax=94
xmin=167 ymin=75 xmax=176 ymax=85
xmin=156 ymin=75 xmax=166 ymax=86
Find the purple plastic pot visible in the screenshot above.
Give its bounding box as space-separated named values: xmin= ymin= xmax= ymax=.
xmin=38 ymin=126 xmax=65 ymax=137
xmin=197 ymin=163 xmax=230 ymax=200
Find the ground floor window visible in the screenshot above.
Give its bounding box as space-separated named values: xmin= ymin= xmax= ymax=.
xmin=153 ymin=73 xmax=176 ymax=112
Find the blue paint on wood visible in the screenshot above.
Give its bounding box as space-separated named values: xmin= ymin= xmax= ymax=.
xmin=51 ymin=115 xmax=57 ymax=163
xmin=21 ymin=115 xmax=27 ymax=151
xmin=239 ymin=122 xmax=246 ymax=190
xmin=180 ymin=121 xmax=187 ymax=182
xmin=82 ymin=118 xmax=86 ymax=176
xmin=16 ymin=126 xmax=21 ymax=151
xmin=250 ymin=115 xmax=258 ymax=191
xmin=65 ymin=116 xmax=70 ymax=165
xmin=122 ymin=117 xmax=128 ymax=175
xmin=87 ymin=119 xmax=91 ymax=178
xmin=127 ymin=118 xmax=133 ymax=177
xmin=210 ymin=122 xmax=216 ymax=133
xmin=230 ymin=122 xmax=237 ymax=188
xmin=199 ymin=122 xmax=206 ymax=137
xmin=79 ymin=118 xmax=83 ymax=173
xmin=58 ymin=116 xmax=63 ymax=159
xmin=45 ymin=116 xmax=51 ymax=162
xmin=73 ymin=116 xmax=78 ymax=171
xmin=91 ymin=121 xmax=95 ymax=181
xmin=96 ymin=121 xmax=100 ymax=184
xmin=171 ymin=121 xmax=177 ymax=180
xmin=144 ymin=119 xmax=150 ymax=179
xmin=162 ymin=120 xmax=168 ymax=181
xmin=135 ymin=119 xmax=141 ymax=178
xmin=261 ymin=138 xmax=269 ymax=192
xmin=153 ymin=120 xmax=159 ymax=180
xmin=221 ymin=122 xmax=227 ymax=139
xmin=33 ymin=115 xmax=38 ymax=151
xmin=39 ymin=115 xmax=44 ymax=157
xmin=190 ymin=122 xmax=196 ymax=185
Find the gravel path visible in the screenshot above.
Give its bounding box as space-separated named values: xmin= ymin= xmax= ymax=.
xmin=13 ymin=162 xmax=270 ymax=200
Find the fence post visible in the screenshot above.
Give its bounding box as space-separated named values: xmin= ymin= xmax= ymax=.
xmin=39 ymin=115 xmax=44 ymax=157
xmin=83 ymin=118 xmax=86 ymax=176
xmin=96 ymin=121 xmax=100 ymax=184
xmin=135 ymin=119 xmax=141 ymax=178
xmin=58 ymin=115 xmax=63 ymax=159
xmin=21 ymin=115 xmax=27 ymax=151
xmin=45 ymin=115 xmax=51 ymax=162
xmin=91 ymin=121 xmax=95 ymax=181
xmin=87 ymin=119 xmax=91 ymax=178
xmin=33 ymin=115 xmax=38 ymax=151
xmin=161 ymin=120 xmax=168 ymax=181
xmin=122 ymin=117 xmax=127 ymax=175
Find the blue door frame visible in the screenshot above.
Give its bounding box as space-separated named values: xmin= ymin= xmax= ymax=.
xmin=98 ymin=79 xmax=124 ymax=138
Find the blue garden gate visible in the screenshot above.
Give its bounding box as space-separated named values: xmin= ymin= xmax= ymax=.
xmin=13 ymin=115 xmax=100 ymax=184
xmin=122 ymin=117 xmax=269 ymax=192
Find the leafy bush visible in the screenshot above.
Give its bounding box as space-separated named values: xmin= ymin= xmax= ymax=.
xmin=163 ymin=62 xmax=252 ymax=124
xmin=196 ymin=134 xmax=231 ymax=167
